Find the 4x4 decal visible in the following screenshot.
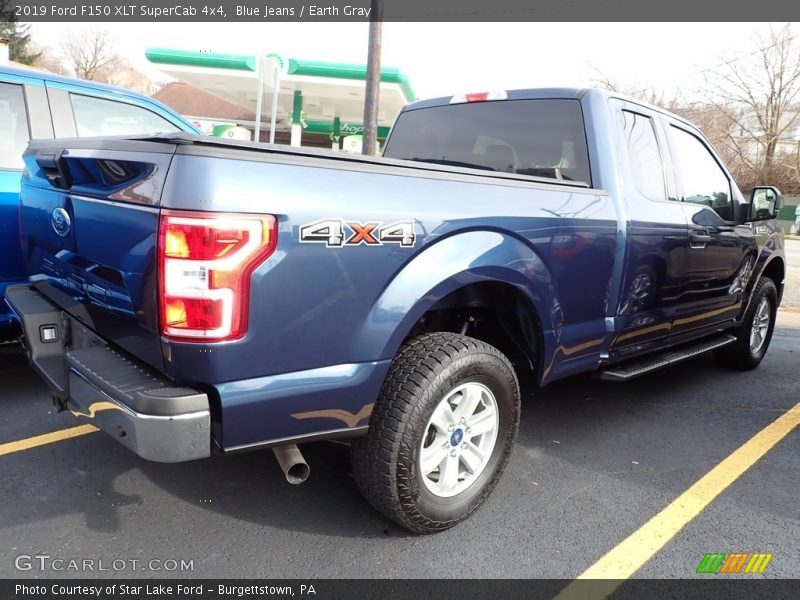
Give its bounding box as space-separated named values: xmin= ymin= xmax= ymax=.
xmin=299 ymin=219 xmax=416 ymax=248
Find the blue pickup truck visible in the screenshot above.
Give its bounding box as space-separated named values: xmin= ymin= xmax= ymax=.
xmin=5 ymin=88 xmax=785 ymax=533
xmin=0 ymin=66 xmax=200 ymax=340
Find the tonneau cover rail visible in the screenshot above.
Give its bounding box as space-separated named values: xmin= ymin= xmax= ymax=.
xmin=24 ymin=132 xmax=592 ymax=190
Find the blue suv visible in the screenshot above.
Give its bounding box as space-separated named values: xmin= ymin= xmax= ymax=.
xmin=0 ymin=65 xmax=201 ymax=339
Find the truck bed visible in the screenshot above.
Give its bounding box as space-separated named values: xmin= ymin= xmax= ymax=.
xmin=17 ymin=133 xmax=616 ymax=450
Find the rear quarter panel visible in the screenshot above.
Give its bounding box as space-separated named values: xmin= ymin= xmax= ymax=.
xmin=159 ymin=149 xmax=618 ymax=448
xmin=161 ymin=149 xmax=618 ymax=385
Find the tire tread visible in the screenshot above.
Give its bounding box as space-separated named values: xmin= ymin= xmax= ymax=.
xmin=713 ymin=277 xmax=777 ymax=370
xmin=352 ymin=332 xmax=519 ymax=533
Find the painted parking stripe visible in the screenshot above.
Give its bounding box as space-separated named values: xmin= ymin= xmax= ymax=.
xmin=555 ymin=401 xmax=800 ymax=600
xmin=0 ymin=424 xmax=98 ymax=457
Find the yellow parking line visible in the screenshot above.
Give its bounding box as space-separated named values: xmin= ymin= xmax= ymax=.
xmin=555 ymin=401 xmax=800 ymax=600
xmin=0 ymin=424 xmax=98 ymax=457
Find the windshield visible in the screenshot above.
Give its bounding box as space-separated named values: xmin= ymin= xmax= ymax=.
xmin=384 ymin=98 xmax=591 ymax=186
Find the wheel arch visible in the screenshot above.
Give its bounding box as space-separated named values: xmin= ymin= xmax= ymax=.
xmin=405 ymin=280 xmax=546 ymax=391
xmin=351 ymin=230 xmax=558 ymax=386
xmin=759 ymin=256 xmax=785 ymax=306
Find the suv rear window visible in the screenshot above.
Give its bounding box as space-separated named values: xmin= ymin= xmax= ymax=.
xmin=383 ymin=98 xmax=591 ymax=185
xmin=70 ymin=93 xmax=181 ymax=137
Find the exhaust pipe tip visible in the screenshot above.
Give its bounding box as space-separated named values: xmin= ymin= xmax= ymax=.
xmin=285 ymin=462 xmax=310 ymax=485
xmin=272 ymin=444 xmax=310 ymax=485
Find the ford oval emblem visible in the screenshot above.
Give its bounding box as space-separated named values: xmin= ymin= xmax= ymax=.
xmin=51 ymin=207 xmax=71 ymax=237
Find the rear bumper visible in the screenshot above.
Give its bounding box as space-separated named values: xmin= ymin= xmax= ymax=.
xmin=0 ymin=280 xmax=23 ymax=341
xmin=4 ymin=284 xmax=211 ymax=463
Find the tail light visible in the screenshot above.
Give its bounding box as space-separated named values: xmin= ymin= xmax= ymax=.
xmin=450 ymin=91 xmax=508 ymax=104
xmin=158 ymin=210 xmax=277 ymax=342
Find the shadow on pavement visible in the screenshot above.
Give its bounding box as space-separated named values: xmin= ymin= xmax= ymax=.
xmin=1 ymin=326 xmax=796 ymax=540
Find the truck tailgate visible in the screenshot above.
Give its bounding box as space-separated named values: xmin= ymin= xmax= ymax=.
xmin=19 ymin=138 xmax=177 ymax=371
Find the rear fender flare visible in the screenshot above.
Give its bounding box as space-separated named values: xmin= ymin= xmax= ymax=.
xmin=353 ymin=230 xmax=559 ymax=362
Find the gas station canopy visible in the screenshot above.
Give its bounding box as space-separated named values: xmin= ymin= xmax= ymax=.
xmin=145 ymin=47 xmax=415 ymax=142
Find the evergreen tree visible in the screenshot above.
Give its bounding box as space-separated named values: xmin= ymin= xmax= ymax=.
xmin=1 ymin=20 xmax=42 ymax=65
xmin=1 ymin=0 xmax=15 ymax=22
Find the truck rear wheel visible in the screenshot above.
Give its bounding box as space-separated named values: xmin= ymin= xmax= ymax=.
xmin=713 ymin=277 xmax=777 ymax=370
xmin=351 ymin=332 xmax=520 ymax=533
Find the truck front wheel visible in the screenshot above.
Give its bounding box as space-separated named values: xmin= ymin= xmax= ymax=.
xmin=351 ymin=332 xmax=520 ymax=533
xmin=713 ymin=277 xmax=778 ymax=370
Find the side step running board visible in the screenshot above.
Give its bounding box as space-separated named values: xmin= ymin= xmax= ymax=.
xmin=595 ymin=333 xmax=737 ymax=381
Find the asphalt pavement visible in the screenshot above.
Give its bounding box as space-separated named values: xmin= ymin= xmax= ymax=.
xmin=0 ymin=313 xmax=797 ymax=581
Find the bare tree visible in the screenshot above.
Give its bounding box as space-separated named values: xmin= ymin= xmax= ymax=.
xmin=710 ymin=24 xmax=800 ymax=193
xmin=61 ymin=28 xmax=121 ymax=82
xmin=31 ymin=44 xmax=69 ymax=75
xmin=594 ymin=28 xmax=800 ymax=195
xmin=590 ymin=68 xmax=681 ymax=111
xmin=673 ymin=102 xmax=739 ymax=168
xmin=592 ymin=75 xmax=741 ymax=184
xmin=105 ymin=65 xmax=158 ymax=95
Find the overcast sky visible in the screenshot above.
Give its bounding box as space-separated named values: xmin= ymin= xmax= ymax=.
xmin=30 ymin=22 xmax=783 ymax=101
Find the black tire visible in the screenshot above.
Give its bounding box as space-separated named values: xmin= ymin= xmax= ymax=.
xmin=713 ymin=278 xmax=778 ymax=370
xmin=351 ymin=332 xmax=520 ymax=534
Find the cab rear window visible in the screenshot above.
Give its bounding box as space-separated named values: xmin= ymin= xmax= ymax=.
xmin=384 ymin=98 xmax=591 ymax=186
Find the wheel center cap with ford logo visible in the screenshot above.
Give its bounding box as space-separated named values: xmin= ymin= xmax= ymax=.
xmin=51 ymin=207 xmax=71 ymax=237
xmin=450 ymin=428 xmax=464 ymax=446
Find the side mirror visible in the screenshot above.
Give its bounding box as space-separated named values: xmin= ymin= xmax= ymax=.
xmin=747 ymin=186 xmax=782 ymax=222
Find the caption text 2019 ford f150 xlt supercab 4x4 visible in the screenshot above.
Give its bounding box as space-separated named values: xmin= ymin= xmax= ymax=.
xmin=5 ymin=88 xmax=785 ymax=533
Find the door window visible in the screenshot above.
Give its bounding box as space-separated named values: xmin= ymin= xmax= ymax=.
xmin=670 ymin=126 xmax=733 ymax=220
xmin=70 ymin=93 xmax=180 ymax=137
xmin=621 ymin=110 xmax=666 ymax=201
xmin=0 ymin=83 xmax=30 ymax=170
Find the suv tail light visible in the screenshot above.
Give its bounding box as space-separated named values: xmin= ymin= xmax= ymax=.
xmin=158 ymin=210 xmax=277 ymax=342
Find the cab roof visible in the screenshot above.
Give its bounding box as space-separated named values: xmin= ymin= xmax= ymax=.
xmin=401 ymin=86 xmax=695 ymax=129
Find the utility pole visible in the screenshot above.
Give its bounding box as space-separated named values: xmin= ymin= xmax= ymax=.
xmin=362 ymin=0 xmax=382 ymax=156
xmin=254 ymin=54 xmax=264 ymax=142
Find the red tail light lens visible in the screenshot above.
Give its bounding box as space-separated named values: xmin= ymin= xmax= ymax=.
xmin=158 ymin=210 xmax=277 ymax=342
xmin=163 ymin=222 xmax=253 ymax=260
